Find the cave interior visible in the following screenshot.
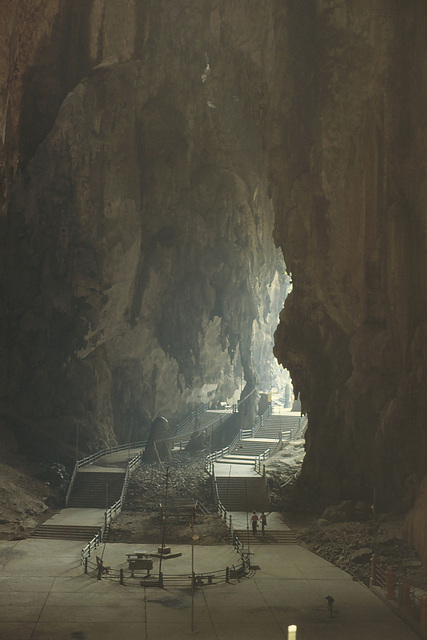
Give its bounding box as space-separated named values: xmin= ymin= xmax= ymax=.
xmin=0 ymin=1 xmax=426 ymax=564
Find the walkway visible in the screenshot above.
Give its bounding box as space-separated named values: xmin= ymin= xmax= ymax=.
xmin=31 ymin=448 xmax=144 ymax=540
xmin=175 ymin=408 xmax=232 ymax=447
xmin=0 ymin=537 xmax=421 ymax=639
xmin=211 ymin=412 xmax=300 ymax=523
xmin=6 ymin=440 xmax=421 ymax=637
xmin=214 ymin=410 xmax=303 ymax=466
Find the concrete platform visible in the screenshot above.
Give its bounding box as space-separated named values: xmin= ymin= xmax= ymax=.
xmin=39 ymin=508 xmax=106 ymax=527
xmin=229 ymin=510 xmax=290 ymax=530
xmin=0 ymin=537 xmax=421 ymax=639
xmin=214 ymin=462 xmax=259 ymax=477
xmin=79 ymin=448 xmax=143 ymax=472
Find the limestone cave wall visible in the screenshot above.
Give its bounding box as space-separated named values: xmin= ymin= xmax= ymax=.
xmin=0 ymin=0 xmax=285 ymax=460
xmin=270 ymin=3 xmax=427 ymax=521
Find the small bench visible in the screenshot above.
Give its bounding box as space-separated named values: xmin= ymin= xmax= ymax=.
xmin=126 ymin=552 xmax=153 ymax=577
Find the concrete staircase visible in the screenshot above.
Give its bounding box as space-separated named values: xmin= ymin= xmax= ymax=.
xmin=215 ymin=476 xmax=272 ymax=512
xmin=31 ymin=524 xmax=102 ymax=541
xmin=66 ymin=471 xmax=125 ymax=508
xmin=255 ymin=413 xmax=302 ymax=439
xmin=230 ymin=440 xmax=276 ymax=457
xmin=176 ymin=410 xmax=230 ymax=447
xmin=232 ymin=529 xmax=297 ymax=544
xmin=213 ymin=412 xmax=304 ymax=467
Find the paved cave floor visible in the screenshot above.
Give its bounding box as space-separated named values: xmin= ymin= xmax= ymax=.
xmin=0 ymin=537 xmax=423 ymax=640
xmin=1 ymin=447 xmax=427 ymax=593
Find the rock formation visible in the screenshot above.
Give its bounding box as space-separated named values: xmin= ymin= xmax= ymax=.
xmin=270 ymin=3 xmax=427 ymax=517
xmin=142 ymin=416 xmax=173 ymax=463
xmin=0 ymin=0 xmax=284 ymax=460
xmin=0 ymin=1 xmax=426 ymax=559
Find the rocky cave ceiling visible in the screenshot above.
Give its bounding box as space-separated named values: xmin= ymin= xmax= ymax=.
xmin=0 ymin=0 xmax=427 ymax=551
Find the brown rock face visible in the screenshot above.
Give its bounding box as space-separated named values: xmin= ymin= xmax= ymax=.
xmin=0 ymin=1 xmax=284 ymax=461
xmin=270 ymin=3 xmax=427 ymax=516
xmin=0 ymin=1 xmax=426 ymax=555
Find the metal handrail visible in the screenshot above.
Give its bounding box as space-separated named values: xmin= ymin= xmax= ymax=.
xmin=177 ymin=388 xmax=257 ymax=438
xmin=252 ymin=404 xmax=273 ymax=435
xmin=77 ymin=439 xmax=147 ymax=468
xmin=65 ymin=462 xmax=78 ymax=506
xmin=254 ymin=448 xmax=271 ymax=474
xmin=66 ymin=439 xmax=147 ymax=508
xmin=81 ymin=450 xmax=143 ymax=562
xmin=293 ymin=414 xmax=308 ymax=439
xmin=84 ymin=558 xmax=247 ymax=586
xmin=175 ymin=403 xmax=206 ymax=434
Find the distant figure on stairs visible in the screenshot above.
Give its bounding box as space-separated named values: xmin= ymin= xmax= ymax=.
xmin=260 ymin=511 xmax=267 ymax=535
xmin=251 ymin=511 xmax=259 ymax=535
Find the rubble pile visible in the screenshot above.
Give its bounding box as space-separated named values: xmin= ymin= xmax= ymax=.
xmin=264 ymin=441 xmax=305 ymax=509
xmin=293 ymin=517 xmax=426 ymax=589
xmin=265 ymin=445 xmax=427 ymax=591
xmin=107 ymin=451 xmax=228 ymax=545
xmin=125 ymin=451 xmax=214 ymax=512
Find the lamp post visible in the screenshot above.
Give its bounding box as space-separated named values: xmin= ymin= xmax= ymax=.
xmin=190 ymin=506 xmax=198 ymax=632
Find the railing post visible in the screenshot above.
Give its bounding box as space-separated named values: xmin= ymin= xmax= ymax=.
xmin=401 ymin=583 xmax=411 ymax=615
xmin=370 ymin=554 xmax=378 ymax=586
xmin=386 ymin=566 xmax=394 ymax=599
xmin=263 ymin=464 xmax=266 ymax=479
xmin=84 ymin=557 xmax=88 ymax=574
xmin=159 ymin=571 xmax=164 ymax=589
xmin=226 ymin=566 xmax=230 ymax=583
xmin=421 ymin=594 xmax=427 ymax=631
xmin=120 ymin=569 xmax=124 ymax=585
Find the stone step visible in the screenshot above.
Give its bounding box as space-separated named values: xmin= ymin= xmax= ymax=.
xmin=216 ymin=477 xmax=269 ymax=486
xmin=68 ymin=471 xmax=126 ymax=508
xmin=215 ymin=457 xmax=256 ymax=465
xmin=67 ymin=496 xmax=115 ymax=510
xmin=232 ymin=529 xmax=298 ymax=544
xmin=215 ymin=475 xmax=272 ymax=511
xmin=31 ymin=525 xmax=102 ymax=541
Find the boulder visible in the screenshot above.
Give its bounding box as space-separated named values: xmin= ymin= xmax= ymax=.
xmin=185 ymin=431 xmax=206 ymax=454
xmin=142 ymin=417 xmax=173 ymax=463
xmin=349 ymin=548 xmax=373 ymax=564
xmin=321 ymin=501 xmax=354 ymax=523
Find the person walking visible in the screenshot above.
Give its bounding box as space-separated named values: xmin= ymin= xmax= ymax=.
xmin=251 ymin=511 xmax=259 ymax=535
xmin=260 ymin=511 xmax=267 ymax=535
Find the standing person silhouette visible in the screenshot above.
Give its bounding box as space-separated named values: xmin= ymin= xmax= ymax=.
xmin=251 ymin=511 xmax=259 ymax=535
xmin=260 ymin=511 xmax=267 ymax=535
